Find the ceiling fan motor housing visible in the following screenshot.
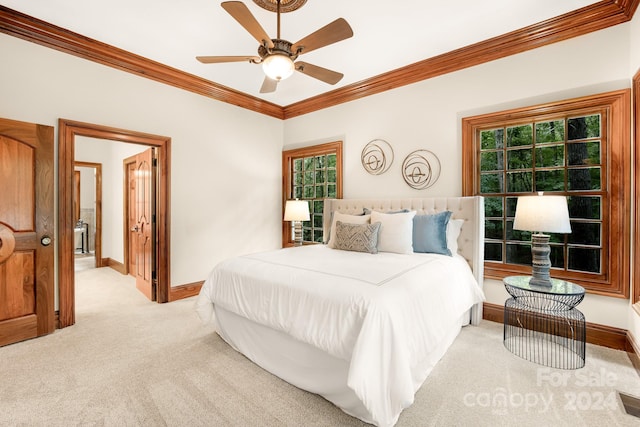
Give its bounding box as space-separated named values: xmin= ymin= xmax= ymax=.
xmin=258 ymin=39 xmax=296 ymax=60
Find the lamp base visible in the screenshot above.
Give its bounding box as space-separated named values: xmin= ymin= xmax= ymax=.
xmin=530 ymin=233 xmax=552 ymax=287
xmin=293 ymin=221 xmax=303 ymax=246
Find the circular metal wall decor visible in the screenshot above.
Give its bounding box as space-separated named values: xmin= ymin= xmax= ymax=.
xmin=252 ymin=0 xmax=307 ymax=13
xmin=361 ymin=139 xmax=394 ymax=175
xmin=402 ymin=150 xmax=441 ymax=190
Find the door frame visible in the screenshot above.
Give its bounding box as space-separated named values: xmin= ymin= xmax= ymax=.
xmin=74 ymin=161 xmax=102 ymax=267
xmin=58 ymin=119 xmax=171 ymax=328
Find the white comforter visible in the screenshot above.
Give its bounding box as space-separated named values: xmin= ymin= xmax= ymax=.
xmin=196 ymin=245 xmax=484 ymax=427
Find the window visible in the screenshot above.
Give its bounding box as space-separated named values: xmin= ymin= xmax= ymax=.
xmin=462 ymin=90 xmax=630 ymax=296
xmin=282 ymin=142 xmax=343 ymax=246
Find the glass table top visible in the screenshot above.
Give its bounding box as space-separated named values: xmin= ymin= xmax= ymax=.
xmin=503 ymin=275 xmax=585 ymax=296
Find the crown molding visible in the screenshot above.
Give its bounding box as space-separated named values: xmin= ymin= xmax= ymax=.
xmin=283 ymin=0 xmax=639 ymax=118
xmin=0 ymin=6 xmax=284 ymax=119
xmin=1 ymin=0 xmax=638 ymax=120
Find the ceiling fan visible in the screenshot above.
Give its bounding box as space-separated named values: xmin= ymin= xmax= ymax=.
xmin=196 ymin=0 xmax=353 ymax=93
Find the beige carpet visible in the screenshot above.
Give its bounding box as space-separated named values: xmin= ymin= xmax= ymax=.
xmin=1 ymin=266 xmax=639 ymax=426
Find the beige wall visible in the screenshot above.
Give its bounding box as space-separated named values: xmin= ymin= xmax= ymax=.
xmin=283 ymin=24 xmax=633 ymax=329
xmin=0 ymin=32 xmax=284 ymax=290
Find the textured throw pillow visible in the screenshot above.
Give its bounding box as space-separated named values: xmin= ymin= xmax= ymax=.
xmin=413 ymin=211 xmax=453 ymax=256
xmin=363 ymin=208 xmax=409 ymax=215
xmin=447 ymin=218 xmax=464 ymax=255
xmin=327 ymin=212 xmax=371 ymax=248
xmin=334 ymin=221 xmax=381 ymax=254
xmin=370 ymin=210 xmax=416 ymax=254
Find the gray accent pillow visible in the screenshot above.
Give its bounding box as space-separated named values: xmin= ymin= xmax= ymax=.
xmin=334 ymin=221 xmax=381 ymax=254
xmin=413 ymin=211 xmax=453 ymax=256
xmin=363 ymin=208 xmax=409 ymax=215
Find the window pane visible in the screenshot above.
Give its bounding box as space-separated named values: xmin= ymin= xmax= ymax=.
xmin=568 ymin=222 xmax=600 ymax=246
xmin=480 ymin=129 xmax=504 ymax=150
xmin=485 ymin=197 xmax=503 ymax=217
xmin=304 ymin=157 xmax=314 ymax=170
xmin=506 ymin=125 xmax=533 ymax=147
xmin=568 ymin=115 xmax=600 ymax=140
xmin=315 ymin=155 xmax=325 ymax=169
xmin=480 ymin=151 xmax=504 ymax=171
xmin=327 ymin=154 xmax=337 ymax=168
xmin=506 ymin=220 xmax=530 ymax=242
xmin=507 ymin=148 xmax=532 ymax=169
xmin=315 ymin=185 xmax=324 ymax=198
xmin=568 ymin=196 xmax=600 ymax=220
xmin=485 ymin=220 xmax=503 ymax=239
xmin=313 ymin=214 xmax=323 ymax=228
xmin=327 ymin=169 xmax=336 ymax=183
xmin=294 ymin=172 xmax=303 ymax=185
xmin=294 ymin=186 xmax=302 ymax=198
xmin=535 ymin=144 xmax=564 ymax=167
xmin=485 ymin=242 xmax=502 ymax=261
xmin=480 ymin=173 xmax=504 ymax=193
xmin=304 ymin=171 xmax=314 ymax=185
xmin=506 ymin=197 xmax=518 ymax=217
xmin=315 ymin=170 xmax=325 ymax=184
xmin=313 ymin=200 xmax=323 ymax=214
xmin=535 ymin=169 xmax=565 ymax=192
xmin=506 ymin=171 xmax=532 ymax=192
xmin=536 ymin=120 xmax=565 ymax=143
xmin=304 ymin=186 xmax=314 ymax=198
xmin=303 ymin=228 xmax=312 ymax=242
xmin=549 ymin=245 xmax=565 ymax=268
xmin=327 ymin=184 xmax=337 ymax=198
xmin=568 ymin=247 xmax=600 ymax=273
xmin=567 ymin=142 xmax=600 ymax=166
xmin=568 ymin=167 xmax=601 ymax=190
xmin=294 ymin=158 xmax=303 ymax=171
xmin=313 ymin=229 xmax=324 ymax=243
xmin=506 ymin=243 xmax=532 ymax=265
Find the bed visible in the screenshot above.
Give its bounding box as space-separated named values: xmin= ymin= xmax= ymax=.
xmin=196 ymin=197 xmax=485 ymax=427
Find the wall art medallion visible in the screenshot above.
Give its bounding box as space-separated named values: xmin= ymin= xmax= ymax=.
xmin=402 ymin=150 xmax=441 ymax=190
xmin=361 ymin=139 xmax=394 ymax=175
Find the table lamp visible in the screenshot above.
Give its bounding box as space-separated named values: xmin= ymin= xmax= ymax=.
xmin=284 ymin=199 xmax=310 ymax=246
xmin=513 ymin=192 xmax=572 ymax=287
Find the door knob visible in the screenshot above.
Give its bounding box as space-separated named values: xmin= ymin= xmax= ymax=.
xmin=41 ymin=236 xmax=52 ymax=246
xmin=131 ymin=225 xmax=140 ymax=232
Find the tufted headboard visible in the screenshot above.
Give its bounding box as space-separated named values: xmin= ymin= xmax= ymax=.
xmin=323 ymin=197 xmax=485 ymax=325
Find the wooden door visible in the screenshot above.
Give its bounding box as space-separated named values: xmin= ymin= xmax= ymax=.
xmin=126 ymin=160 xmax=137 ymax=276
xmin=0 ymin=118 xmax=54 ymax=346
xmin=133 ymin=148 xmax=156 ymax=301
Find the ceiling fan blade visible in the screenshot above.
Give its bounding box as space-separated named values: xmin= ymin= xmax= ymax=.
xmin=221 ymin=1 xmax=274 ymax=49
xmin=295 ymin=61 xmax=344 ymax=85
xmin=260 ymin=76 xmax=278 ymax=93
xmin=291 ymin=18 xmax=353 ymax=55
xmin=196 ymin=55 xmax=260 ymax=64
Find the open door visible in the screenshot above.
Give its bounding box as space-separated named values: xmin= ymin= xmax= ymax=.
xmin=0 ymin=117 xmax=55 ymax=346
xmin=132 ymin=147 xmax=156 ymax=301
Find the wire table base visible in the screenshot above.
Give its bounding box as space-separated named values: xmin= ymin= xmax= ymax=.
xmin=503 ymin=297 xmax=586 ymax=369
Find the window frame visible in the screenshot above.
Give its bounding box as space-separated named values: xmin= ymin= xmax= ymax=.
xmin=634 ymin=71 xmax=640 ymax=306
xmin=462 ymin=90 xmax=630 ymax=297
xmin=282 ymin=141 xmax=343 ymax=247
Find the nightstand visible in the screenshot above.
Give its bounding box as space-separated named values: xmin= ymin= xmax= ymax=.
xmin=503 ymin=275 xmax=586 ymax=369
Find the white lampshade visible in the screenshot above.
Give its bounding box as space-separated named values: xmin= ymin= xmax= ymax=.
xmin=262 ymin=54 xmax=295 ymax=81
xmin=284 ymin=199 xmax=310 ymax=221
xmin=513 ymin=193 xmax=572 ymax=234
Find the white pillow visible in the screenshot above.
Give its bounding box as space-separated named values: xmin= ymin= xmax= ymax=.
xmin=327 ymin=212 xmax=371 ymax=248
xmin=370 ymin=210 xmax=416 ymax=254
xmin=447 ymin=219 xmax=464 ymax=254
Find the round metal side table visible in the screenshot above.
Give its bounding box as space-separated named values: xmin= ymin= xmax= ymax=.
xmin=503 ymin=275 xmax=586 ymax=369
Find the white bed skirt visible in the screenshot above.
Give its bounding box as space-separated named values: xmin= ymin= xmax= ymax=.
xmin=214 ymin=306 xmax=466 ymax=426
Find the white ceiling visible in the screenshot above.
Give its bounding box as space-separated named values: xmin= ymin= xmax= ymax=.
xmin=2 ymin=0 xmax=598 ymax=106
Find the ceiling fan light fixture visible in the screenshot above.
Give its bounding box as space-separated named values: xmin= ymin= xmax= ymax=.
xmin=262 ymin=53 xmax=295 ymax=81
